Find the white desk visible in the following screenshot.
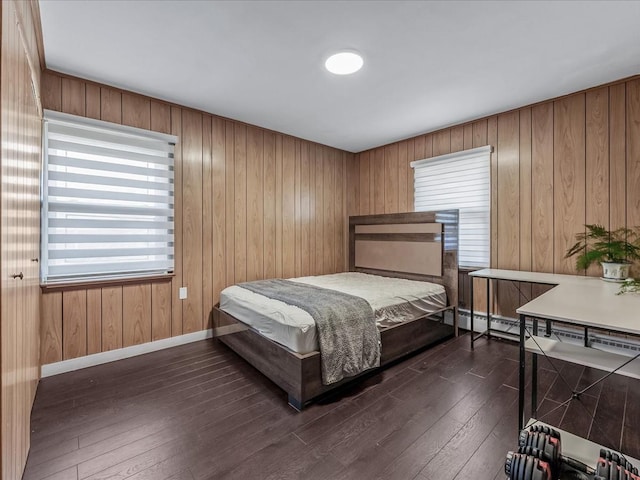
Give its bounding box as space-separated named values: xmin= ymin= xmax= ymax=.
xmin=468 ymin=269 xmax=585 ymax=349
xmin=469 ymin=269 xmax=640 ymax=431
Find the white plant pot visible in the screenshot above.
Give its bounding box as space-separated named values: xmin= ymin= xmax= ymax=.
xmin=600 ymin=262 xmax=630 ymax=282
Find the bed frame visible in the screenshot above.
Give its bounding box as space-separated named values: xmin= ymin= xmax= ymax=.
xmin=213 ymin=210 xmax=459 ymax=410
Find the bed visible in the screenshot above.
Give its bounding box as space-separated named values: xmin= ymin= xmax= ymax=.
xmin=213 ymin=210 xmax=459 ymax=410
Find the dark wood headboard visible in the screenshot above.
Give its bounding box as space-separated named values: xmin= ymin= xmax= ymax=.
xmin=348 ymin=210 xmax=459 ymax=309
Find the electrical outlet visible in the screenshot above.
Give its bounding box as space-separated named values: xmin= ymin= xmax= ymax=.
xmin=179 ymin=287 xmax=187 ymax=300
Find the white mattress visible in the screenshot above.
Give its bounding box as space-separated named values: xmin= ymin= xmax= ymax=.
xmin=219 ymin=272 xmax=446 ymax=354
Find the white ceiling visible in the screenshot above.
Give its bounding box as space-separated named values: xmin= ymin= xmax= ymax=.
xmin=39 ymin=1 xmax=640 ymax=153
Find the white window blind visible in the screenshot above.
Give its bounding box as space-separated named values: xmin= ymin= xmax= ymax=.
xmin=411 ymin=146 xmax=492 ymax=268
xmin=41 ymin=110 xmax=177 ymax=284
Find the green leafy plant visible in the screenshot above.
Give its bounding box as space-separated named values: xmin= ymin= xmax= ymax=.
xmin=618 ymin=278 xmax=640 ymax=295
xmin=565 ymin=224 xmax=640 ymax=270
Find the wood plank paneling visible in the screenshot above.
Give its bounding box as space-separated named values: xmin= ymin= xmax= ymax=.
xmin=282 ymin=136 xmax=296 ymax=277
xmin=554 ymin=94 xmax=586 ymax=274
xmin=314 ymin=144 xmax=324 ymax=275
xmin=121 ymin=92 xmax=150 ymax=129
xmin=585 ymin=88 xmax=610 ymax=277
xmin=519 ymin=108 xmax=533 ymax=305
xmin=359 ymin=151 xmax=370 ymax=215
xmin=247 ymin=126 xmax=264 ymax=281
xmin=62 ymin=290 xmax=87 ymax=360
xmin=123 ymin=284 xmax=152 ymax=347
xmin=610 ymin=84 xmax=626 ymax=232
xmin=234 ymin=123 xmax=248 ymax=282
xmin=85 ymin=84 xmax=100 ymax=120
xmin=627 ymin=80 xmax=640 ymax=231
xmin=373 ymin=148 xmax=385 ymax=214
xmin=202 ymin=115 xmax=213 ymax=327
xmin=100 ymin=87 xmax=122 ymax=124
xmin=40 ymin=292 xmax=62 ymax=364
xmin=496 ymin=112 xmax=520 ymax=316
xmin=263 ymin=132 xmax=276 ymax=280
xmin=384 ymin=143 xmax=399 ymax=213
xmin=182 ymin=110 xmax=203 ymax=333
xmin=61 ymin=76 xmax=84 ymax=116
xmin=86 ymin=289 xmax=102 ymax=355
xmin=212 ymin=117 xmax=226 ymax=302
xmin=398 ymin=141 xmax=408 ymax=212
xmin=532 ymin=103 xmax=555 ymax=274
xmin=101 ymin=286 xmax=123 ymax=351
xmin=151 ymin=281 xmax=172 ymax=341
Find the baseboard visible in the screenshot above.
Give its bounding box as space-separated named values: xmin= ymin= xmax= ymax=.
xmin=41 ymin=329 xmax=214 ymax=378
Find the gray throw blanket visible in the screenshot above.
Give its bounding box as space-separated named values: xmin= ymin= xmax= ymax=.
xmin=238 ymin=279 xmax=381 ymax=385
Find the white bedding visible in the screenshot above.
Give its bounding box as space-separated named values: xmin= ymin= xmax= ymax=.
xmin=219 ymin=272 xmax=446 ymax=354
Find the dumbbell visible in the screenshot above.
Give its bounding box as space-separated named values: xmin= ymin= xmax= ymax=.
xmin=518 ymin=425 xmax=562 ymax=479
xmin=505 ymin=451 xmax=554 ymax=480
xmin=595 ymin=449 xmax=639 ymax=480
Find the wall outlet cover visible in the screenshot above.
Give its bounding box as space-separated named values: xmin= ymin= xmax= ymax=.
xmin=179 ymin=287 xmax=187 ymax=300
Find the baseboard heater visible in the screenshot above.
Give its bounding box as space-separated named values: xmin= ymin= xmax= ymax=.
xmin=448 ymin=310 xmax=640 ymax=355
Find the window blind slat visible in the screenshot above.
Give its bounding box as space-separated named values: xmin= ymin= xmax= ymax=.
xmin=48 ymin=155 xmax=174 ymax=179
xmin=48 ymin=234 xmax=174 ymax=244
xmin=48 ymin=138 xmax=174 ymax=165
xmin=48 ymin=187 xmax=173 ymax=206
xmin=413 ymin=146 xmax=491 ymax=268
xmin=49 ymin=247 xmax=174 ymax=260
xmin=48 ymin=171 xmax=173 ymax=192
xmin=48 ymin=202 xmax=173 ymax=217
xmin=48 ymin=260 xmax=174 ymax=277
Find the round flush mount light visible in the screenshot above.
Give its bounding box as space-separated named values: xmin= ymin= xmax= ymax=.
xmin=324 ymin=51 xmax=364 ymax=75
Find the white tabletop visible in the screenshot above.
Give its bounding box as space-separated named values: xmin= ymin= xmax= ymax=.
xmin=470 ymin=269 xmax=640 ymax=336
xmin=469 ymin=268 xmax=584 ymax=284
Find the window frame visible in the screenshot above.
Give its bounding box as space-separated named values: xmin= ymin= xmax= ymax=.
xmin=411 ymin=145 xmax=492 ymax=269
xmin=40 ymin=110 xmax=178 ymax=287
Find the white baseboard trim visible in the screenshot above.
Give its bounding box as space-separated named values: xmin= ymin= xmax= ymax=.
xmin=41 ymin=329 xmax=214 ymax=378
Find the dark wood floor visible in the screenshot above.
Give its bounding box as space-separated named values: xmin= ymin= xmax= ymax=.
xmin=23 ymin=333 xmax=640 ymax=480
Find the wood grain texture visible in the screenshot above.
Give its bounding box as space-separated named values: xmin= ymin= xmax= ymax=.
xmin=121 ymin=93 xmax=150 ymax=129
xmin=610 ymin=84 xmax=626 ymax=232
xmin=246 ymin=126 xmax=264 ymax=281
xmin=40 ymin=71 xmax=350 ymax=364
xmin=181 ymin=109 xmax=203 ymax=333
xmin=151 ymin=281 xmax=172 ymax=341
xmin=86 ymin=289 xmax=102 ymax=355
xmin=85 ymin=84 xmax=100 ymax=120
xmin=123 ymin=284 xmax=152 ymax=347
xmin=101 ymin=286 xmax=123 ymax=352
xmin=202 ymin=115 xmax=213 ymax=328
xmin=585 ymin=88 xmax=610 ymax=277
xmin=627 ymin=80 xmax=640 ymax=230
xmin=100 ymin=87 xmax=121 ymax=124
xmin=62 ymin=290 xmax=87 ymax=360
xmin=554 ymin=94 xmax=586 ymax=274
xmin=40 ymin=292 xmax=62 ymax=364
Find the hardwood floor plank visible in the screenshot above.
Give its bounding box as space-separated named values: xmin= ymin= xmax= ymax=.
xmin=419 ymin=385 xmax=519 ymax=480
xmin=25 ymin=336 xmax=640 ymax=480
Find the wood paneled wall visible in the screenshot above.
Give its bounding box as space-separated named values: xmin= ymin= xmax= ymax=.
xmin=348 ymin=77 xmax=640 ymax=317
xmin=1 ymin=1 xmax=43 ymax=478
xmin=40 ymin=71 xmax=352 ymax=364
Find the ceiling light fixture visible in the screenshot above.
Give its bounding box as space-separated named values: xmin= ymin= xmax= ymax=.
xmin=325 ymin=51 xmax=363 ymax=75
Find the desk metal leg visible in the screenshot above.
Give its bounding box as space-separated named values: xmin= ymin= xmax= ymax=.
xmin=470 ymin=275 xmax=475 ymax=350
xmin=532 ymin=318 xmax=538 ymax=419
xmin=486 ymin=278 xmax=491 ymax=340
xmin=519 ymin=313 xmax=526 ymax=432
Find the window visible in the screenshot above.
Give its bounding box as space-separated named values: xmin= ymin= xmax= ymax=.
xmin=41 ymin=110 xmax=177 ymax=284
xmin=411 ymin=146 xmax=492 ymax=269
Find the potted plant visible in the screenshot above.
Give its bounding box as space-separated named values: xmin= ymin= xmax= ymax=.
xmin=565 ymin=224 xmax=640 ymax=281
